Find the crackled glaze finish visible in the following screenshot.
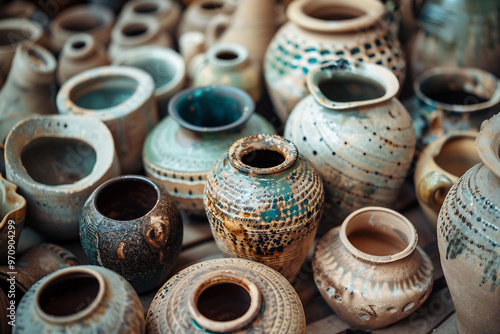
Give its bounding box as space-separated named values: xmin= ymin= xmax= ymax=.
xmin=14 ymin=266 xmax=144 ymax=333
xmin=146 ymin=258 xmax=306 ymax=333
xmin=204 ymin=135 xmax=324 ymax=281
xmin=313 ymin=207 xmax=434 ymax=330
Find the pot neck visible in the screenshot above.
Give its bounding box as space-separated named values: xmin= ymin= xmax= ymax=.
xmin=62 ymin=33 xmax=99 ymax=61
xmin=207 ymin=43 xmax=248 ymax=71
xmin=11 ymin=42 xmax=56 ymax=88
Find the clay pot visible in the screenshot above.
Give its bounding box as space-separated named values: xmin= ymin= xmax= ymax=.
xmin=4 ymin=115 xmax=120 ymax=240
xmin=437 ymin=112 xmax=500 ymax=333
xmin=284 ymin=59 xmax=415 ymax=232
xmin=264 ymin=0 xmax=406 ymax=121
xmin=80 ymin=175 xmax=183 ymax=293
xmin=414 ymin=131 xmax=480 ymax=228
xmin=57 ymin=66 xmax=158 ymax=174
xmin=14 ymin=265 xmax=144 ymax=333
xmin=143 ymin=85 xmax=275 ymax=215
xmin=146 ymin=258 xmax=306 ymax=333
xmin=313 ymin=206 xmax=434 ymax=330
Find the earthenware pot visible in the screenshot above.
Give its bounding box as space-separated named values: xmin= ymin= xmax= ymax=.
xmin=14 ymin=265 xmax=144 ymax=333
xmin=414 ymin=131 xmax=480 ymax=228
xmin=57 ymin=66 xmax=157 ymax=174
xmin=146 ymin=258 xmax=306 ymax=333
xmin=313 ymin=206 xmax=434 ymax=330
xmin=437 ymin=112 xmax=500 ymax=333
xmin=284 ymin=60 xmax=415 ymax=233
xmin=80 ymin=175 xmax=183 ymax=293
xmin=4 ymin=115 xmax=120 ymax=240
xmin=143 ymin=85 xmax=275 ymax=215
xmin=264 ymin=0 xmax=406 ymax=121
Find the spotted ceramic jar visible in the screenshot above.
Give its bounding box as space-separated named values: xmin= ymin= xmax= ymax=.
xmin=204 ymin=134 xmax=324 ymax=282
xmin=146 ymin=258 xmax=306 ymax=333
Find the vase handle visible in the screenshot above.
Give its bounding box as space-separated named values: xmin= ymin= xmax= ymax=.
xmin=417 ymin=171 xmax=453 ymax=213
xmin=205 ymin=14 xmax=231 ymax=47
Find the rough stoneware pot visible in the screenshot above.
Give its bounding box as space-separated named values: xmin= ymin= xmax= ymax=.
xmin=264 ymin=0 xmax=406 ymax=121
xmin=112 ymin=46 xmax=185 ymax=119
xmin=143 ymin=85 xmax=275 ymax=215
xmin=80 ymin=175 xmax=183 ymax=293
xmin=313 ymin=207 xmax=434 ymax=330
xmin=146 ymin=258 xmax=306 ymax=333
xmin=57 ymin=66 xmax=157 ymax=174
xmin=57 ymin=33 xmax=110 ymax=85
xmin=414 ymin=131 xmax=480 ymax=228
xmin=4 ymin=115 xmax=120 ymax=240
xmin=284 ymin=60 xmax=415 ymax=233
xmin=14 ymin=265 xmax=144 ymax=333
xmin=437 ymin=112 xmax=500 ymax=334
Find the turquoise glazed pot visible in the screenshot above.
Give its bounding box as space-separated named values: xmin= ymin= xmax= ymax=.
xmin=80 ymin=175 xmax=183 ymax=293
xmin=204 ymin=134 xmax=324 ymax=282
xmin=143 ymin=85 xmax=275 ymax=215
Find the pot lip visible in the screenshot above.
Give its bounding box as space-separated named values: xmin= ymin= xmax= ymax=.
xmin=0 ymin=18 xmax=43 ymax=53
xmin=127 ymin=0 xmax=173 ymax=15
xmin=476 ymin=113 xmax=500 ymax=178
xmin=50 ymin=4 xmax=114 ymax=37
xmin=61 ymin=33 xmax=98 ymax=60
xmin=111 ymin=16 xmax=160 ymax=46
xmin=194 ymin=0 xmax=235 ymax=16
xmin=0 ymin=174 xmax=27 ymax=230
xmin=206 ymin=43 xmax=248 ymax=70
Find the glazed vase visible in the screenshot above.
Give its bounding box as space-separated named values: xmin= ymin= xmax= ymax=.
xmin=284 ymin=60 xmax=416 ymax=232
xmin=80 ymin=175 xmax=183 ymax=293
xmin=142 ymin=85 xmax=275 ymax=215
xmin=57 ymin=65 xmax=158 ymax=174
xmin=414 ymin=131 xmax=480 ymax=228
xmin=264 ymin=0 xmax=406 ymax=121
xmin=313 ymin=206 xmax=434 ymax=330
xmin=146 ymin=258 xmax=306 ymax=333
xmin=4 ymin=115 xmax=120 ymax=240
xmin=437 ymin=112 xmax=500 ymax=334
xmin=14 ymin=265 xmax=144 ymax=333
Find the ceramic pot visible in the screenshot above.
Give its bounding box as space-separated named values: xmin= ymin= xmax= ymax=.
xmin=414 ymin=131 xmax=480 ymax=228
xmin=57 ymin=66 xmax=157 ymax=174
xmin=80 ymin=175 xmax=183 ymax=293
xmin=284 ymin=60 xmax=415 ymax=232
xmin=14 ymin=265 xmax=144 ymax=333
xmin=146 ymin=258 xmax=306 ymax=333
xmin=437 ymin=112 xmax=500 ymax=334
xmin=112 ymin=46 xmax=185 ymax=118
xmin=57 ymin=33 xmax=110 ymax=85
xmin=4 ymin=115 xmax=120 ymax=240
xmin=143 ymin=85 xmax=275 ymax=215
xmin=313 ymin=206 xmax=434 ymax=330
xmin=264 ymin=0 xmax=406 ymax=121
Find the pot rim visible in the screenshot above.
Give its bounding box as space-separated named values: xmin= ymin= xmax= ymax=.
xmin=206 ymin=43 xmax=248 ymax=71
xmin=0 ymin=174 xmax=26 ymax=230
xmin=0 ymin=18 xmax=43 ymax=53
xmin=50 ymin=4 xmax=114 ymax=39
xmin=61 ymin=33 xmax=98 ymax=61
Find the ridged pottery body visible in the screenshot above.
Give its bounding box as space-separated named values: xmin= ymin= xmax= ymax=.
xmin=80 ymin=175 xmax=183 ymax=293
xmin=204 ymin=134 xmax=324 ymax=281
xmin=146 ymin=258 xmax=306 ymax=333
xmin=264 ymin=0 xmax=406 ymax=121
xmin=437 ymin=113 xmax=500 ymax=334
xmin=14 ymin=266 xmax=144 ymax=333
xmin=284 ymin=60 xmax=415 ymax=232
xmin=313 ymin=207 xmax=434 ymax=330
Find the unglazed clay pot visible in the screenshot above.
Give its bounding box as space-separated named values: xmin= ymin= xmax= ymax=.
xmin=143 ymin=85 xmax=275 ymax=215
xmin=205 ymin=134 xmax=324 ymax=281
xmin=4 ymin=115 xmax=120 ymax=240
xmin=284 ymin=60 xmax=415 ymax=232
xmin=57 ymin=66 xmax=157 ymax=174
xmin=264 ymin=0 xmax=406 ymax=121
xmin=313 ymin=207 xmax=434 ymax=330
xmin=80 ymin=175 xmax=183 ymax=293
xmin=437 ymin=112 xmax=500 ymax=334
xmin=414 ymin=131 xmax=480 ymax=228
xmin=146 ymin=258 xmax=306 ymax=333
xmin=14 ymin=265 xmax=144 ymax=333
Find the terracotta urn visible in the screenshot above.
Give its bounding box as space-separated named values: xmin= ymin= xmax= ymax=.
xmin=437 ymin=112 xmax=500 ymax=333
xmin=80 ymin=175 xmax=183 ymax=293
xmin=146 ymin=258 xmax=306 ymax=333
xmin=143 ymin=85 xmax=275 ymax=215
xmin=4 ymin=115 xmax=120 ymax=240
xmin=313 ymin=207 xmax=434 ymax=330
xmin=284 ymin=60 xmax=415 ymax=233
xmin=14 ymin=265 xmax=144 ymax=333
xmin=57 ymin=65 xmax=158 ymax=174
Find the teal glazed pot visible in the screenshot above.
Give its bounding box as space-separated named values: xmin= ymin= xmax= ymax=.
xmin=204 ymin=134 xmax=324 ymax=282
xmin=143 ymin=85 xmax=275 ymax=215
xmin=80 ymin=175 xmax=183 ymax=293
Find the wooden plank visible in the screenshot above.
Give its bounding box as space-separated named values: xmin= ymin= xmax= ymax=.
xmin=433 ymin=313 xmax=458 ymax=334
